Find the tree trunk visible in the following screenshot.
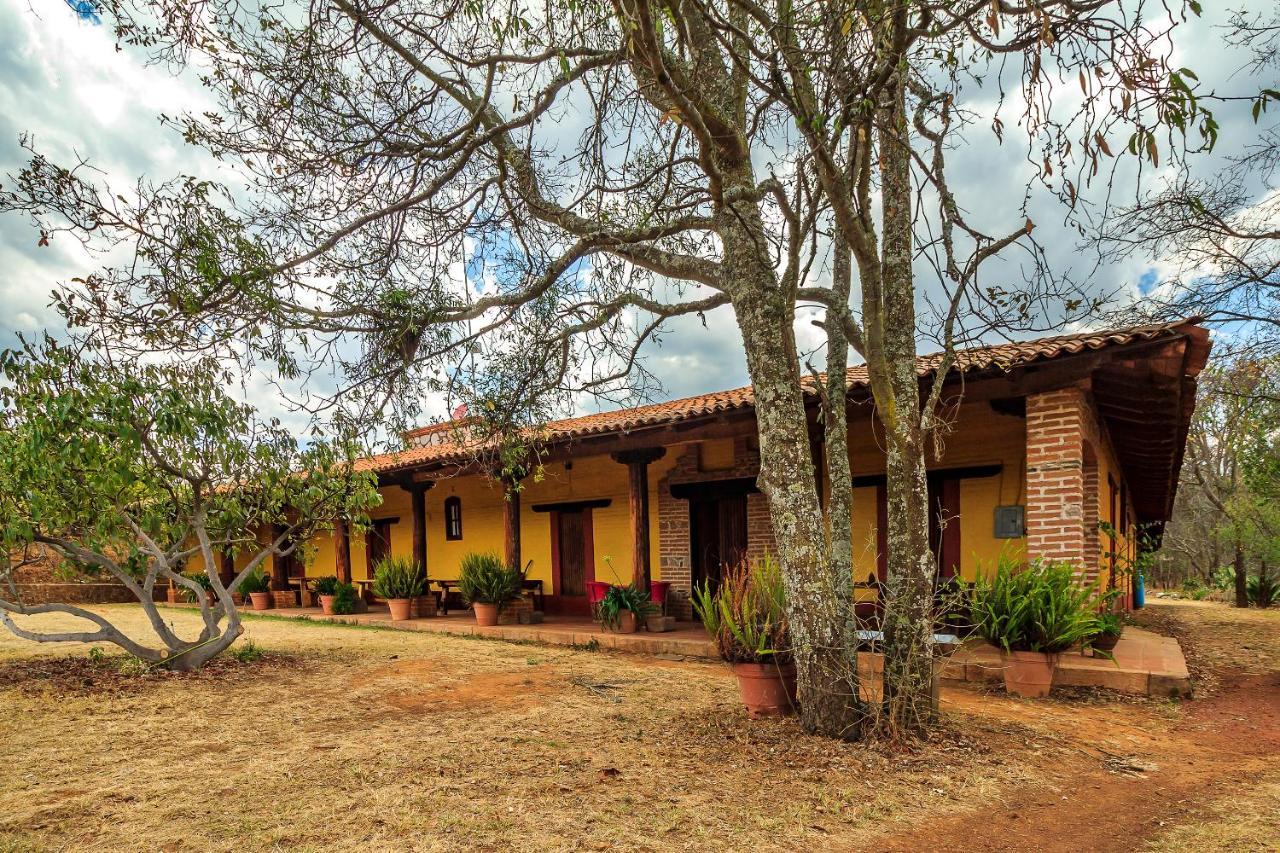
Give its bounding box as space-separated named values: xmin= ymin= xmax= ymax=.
xmin=870 ymin=56 xmax=937 ymax=737
xmin=165 ymin=623 xmax=244 ymax=671
xmin=1234 ymin=540 xmax=1248 ymax=608
xmin=722 ymin=198 xmax=862 ymax=738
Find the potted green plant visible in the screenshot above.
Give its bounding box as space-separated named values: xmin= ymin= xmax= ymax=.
xmin=970 ymin=556 xmax=1102 ymax=698
xmin=239 ymin=568 xmax=272 ymax=611
xmin=692 ymin=556 xmax=795 ymax=718
xmin=1088 ymin=610 xmax=1125 ymax=653
xmin=457 ymin=551 xmax=522 ymax=626
xmin=372 ymin=555 xmax=426 ymax=621
xmin=596 ymin=584 xmax=655 ymax=633
xmin=180 ymin=571 xmax=214 ymax=605
xmin=331 ymin=581 xmax=359 ymax=615
xmin=312 ymin=575 xmax=341 ymax=615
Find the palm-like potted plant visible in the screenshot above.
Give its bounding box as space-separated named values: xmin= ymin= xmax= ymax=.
xmin=312 ymin=575 xmax=341 ymax=615
xmin=970 ymin=556 xmax=1102 ymax=698
xmin=457 ymin=551 xmax=522 ymax=626
xmin=597 ymin=584 xmax=655 ymax=634
xmin=692 ymin=556 xmax=795 ymax=718
xmin=239 ymin=568 xmax=272 ymax=611
xmin=372 ymin=555 xmax=426 ymax=621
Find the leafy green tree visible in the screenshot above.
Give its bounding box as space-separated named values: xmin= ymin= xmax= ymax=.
xmin=0 ymin=339 xmax=380 ymax=670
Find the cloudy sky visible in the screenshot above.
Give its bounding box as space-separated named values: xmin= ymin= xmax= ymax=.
xmin=0 ymin=0 xmax=1273 ymax=436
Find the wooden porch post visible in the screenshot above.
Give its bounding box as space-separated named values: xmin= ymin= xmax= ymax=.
xmin=503 ymin=477 xmax=522 ymax=571
xmin=404 ymin=481 xmax=433 ymax=572
xmin=612 ymin=448 xmax=666 ymax=588
xmin=334 ymin=518 xmax=352 ymax=585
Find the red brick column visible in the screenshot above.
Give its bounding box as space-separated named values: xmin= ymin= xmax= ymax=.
xmin=1025 ymin=388 xmax=1091 ymax=572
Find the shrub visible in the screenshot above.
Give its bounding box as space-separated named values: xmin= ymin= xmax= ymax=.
xmin=312 ymin=576 xmax=340 ymax=596
xmin=239 ymin=568 xmax=270 ymax=595
xmin=332 ymin=581 xmax=358 ymax=614
xmin=231 ymin=639 xmax=264 ymax=663
xmin=371 ymin=555 xmax=426 ymax=600
xmin=596 ymin=583 xmax=655 ymax=628
xmin=692 ymin=556 xmax=790 ymax=664
xmin=457 ymin=552 xmax=522 ymax=606
xmin=1248 ymin=573 xmax=1277 ymax=608
xmin=970 ymin=555 xmax=1102 ymax=654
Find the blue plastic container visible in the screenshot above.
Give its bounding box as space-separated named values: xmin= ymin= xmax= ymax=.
xmin=1133 ymin=573 xmax=1146 ymax=609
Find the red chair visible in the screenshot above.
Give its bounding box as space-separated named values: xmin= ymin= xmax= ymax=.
xmin=649 ymin=581 xmax=672 ymax=615
xmin=586 ymin=580 xmax=612 ymax=618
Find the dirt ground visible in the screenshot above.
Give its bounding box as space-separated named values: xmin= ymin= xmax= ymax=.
xmin=0 ymin=600 xmax=1276 ymax=852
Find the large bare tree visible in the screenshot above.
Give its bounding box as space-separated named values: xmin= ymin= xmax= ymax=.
xmin=2 ymin=0 xmax=1203 ymax=737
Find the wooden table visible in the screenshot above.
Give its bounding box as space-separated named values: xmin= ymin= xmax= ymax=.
xmin=353 ymin=578 xmax=378 ymax=602
xmin=285 ymin=576 xmax=311 ymax=607
xmin=433 ymin=579 xmax=463 ymax=614
xmin=431 ymin=578 xmax=545 ymax=615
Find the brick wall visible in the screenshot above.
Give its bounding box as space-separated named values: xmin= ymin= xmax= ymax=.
xmin=1025 ymin=387 xmax=1104 ymax=575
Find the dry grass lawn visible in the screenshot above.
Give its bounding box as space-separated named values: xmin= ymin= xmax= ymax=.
xmin=0 ymin=601 xmax=1276 ymax=852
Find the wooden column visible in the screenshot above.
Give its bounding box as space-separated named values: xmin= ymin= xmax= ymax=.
xmin=402 ymin=481 xmax=434 ymax=572
xmin=334 ymin=518 xmax=352 ymax=585
xmin=503 ymin=478 xmax=522 ymax=571
xmin=612 ymin=448 xmax=667 ymax=588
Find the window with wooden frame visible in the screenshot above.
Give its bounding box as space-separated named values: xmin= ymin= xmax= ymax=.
xmin=444 ymin=496 xmax=463 ymax=541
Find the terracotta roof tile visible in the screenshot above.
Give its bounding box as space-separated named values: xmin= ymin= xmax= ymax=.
xmin=363 ymin=319 xmax=1202 ymax=475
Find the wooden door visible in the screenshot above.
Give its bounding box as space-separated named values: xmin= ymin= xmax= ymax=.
xmin=691 ymin=494 xmax=748 ymax=590
xmin=718 ymin=494 xmax=748 ymax=571
xmin=557 ymin=510 xmax=587 ymax=597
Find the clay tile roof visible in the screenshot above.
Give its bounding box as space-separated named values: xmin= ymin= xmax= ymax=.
xmin=363 ymin=319 xmax=1205 ymax=475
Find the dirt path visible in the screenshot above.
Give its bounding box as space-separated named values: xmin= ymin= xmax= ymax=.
xmin=865 ymin=602 xmax=1280 ymax=853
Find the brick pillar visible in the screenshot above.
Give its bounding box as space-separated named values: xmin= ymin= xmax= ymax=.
xmin=1025 ymin=388 xmax=1091 ymax=572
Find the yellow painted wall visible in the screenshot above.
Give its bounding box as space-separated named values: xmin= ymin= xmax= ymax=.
xmin=845 ymin=401 xmax=1027 ymax=583
xmin=302 ymin=450 xmax=680 ymax=594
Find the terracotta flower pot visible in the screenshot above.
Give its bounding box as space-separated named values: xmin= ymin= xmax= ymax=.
xmin=615 ymin=611 xmax=639 ymax=634
xmin=1090 ymin=631 xmax=1122 ymax=653
xmin=319 ymin=594 xmax=337 ymax=616
xmin=166 ymin=586 xmax=180 ymax=604
xmin=473 ymin=602 xmax=500 ymax=626
xmin=249 ymin=592 xmax=272 ymax=611
xmin=387 ymin=598 xmax=413 ymax=621
xmin=1002 ymin=650 xmax=1056 ymax=698
xmin=732 ymin=661 xmax=797 ymax=718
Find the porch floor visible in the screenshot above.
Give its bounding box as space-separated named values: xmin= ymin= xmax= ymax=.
xmin=266 ymin=606 xmax=720 ymax=658
xmin=937 ymin=626 xmax=1192 ymax=698
xmin=252 ymin=606 xmax=1190 ymax=697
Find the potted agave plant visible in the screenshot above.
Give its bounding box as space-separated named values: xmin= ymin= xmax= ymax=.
xmin=597 ymin=584 xmax=655 ymax=634
xmin=693 ymin=556 xmax=795 ymax=718
xmin=239 ymin=568 xmax=272 ymax=611
xmin=457 ymin=551 xmax=522 ymax=626
xmin=312 ymin=576 xmax=341 ymax=615
xmin=372 ymin=555 xmax=427 ymax=621
xmin=971 ymin=556 xmax=1102 ymax=698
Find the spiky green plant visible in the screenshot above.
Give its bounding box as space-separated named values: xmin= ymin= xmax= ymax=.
xmin=692 ymin=556 xmax=790 ymax=664
xmin=238 ymin=568 xmax=270 ymax=595
xmin=312 ymin=575 xmax=340 ymax=596
xmin=457 ymin=551 xmax=522 ymax=606
xmin=970 ymin=555 xmax=1103 ymax=653
xmin=371 ymin=554 xmax=426 ymax=599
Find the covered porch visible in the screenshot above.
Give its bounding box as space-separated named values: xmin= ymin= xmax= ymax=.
xmin=268 ymin=604 xmax=718 ymax=658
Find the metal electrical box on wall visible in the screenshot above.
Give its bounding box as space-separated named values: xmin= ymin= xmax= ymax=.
xmin=994 ymin=505 xmax=1025 ymax=539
